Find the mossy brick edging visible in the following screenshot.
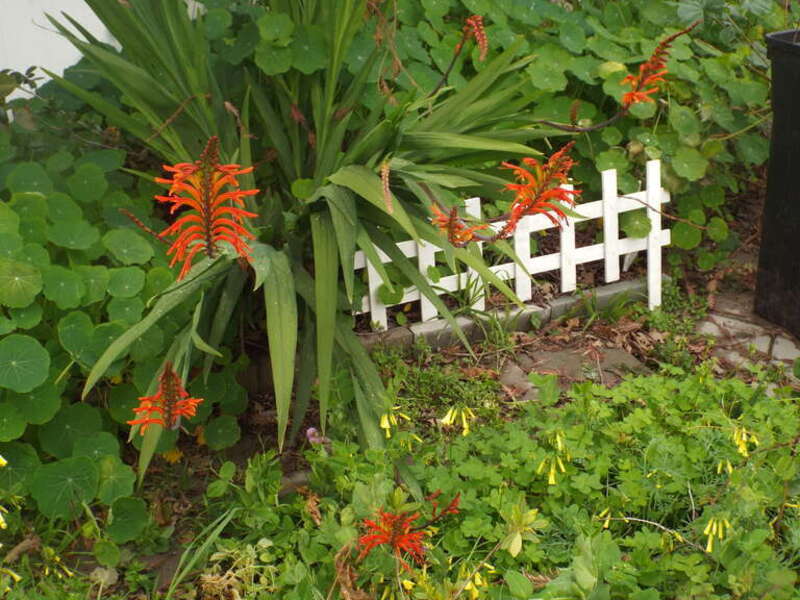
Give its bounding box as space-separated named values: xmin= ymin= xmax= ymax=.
xmin=358 ymin=277 xmax=666 ymax=351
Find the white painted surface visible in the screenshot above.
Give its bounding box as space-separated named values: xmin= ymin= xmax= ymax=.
xmin=0 ymin=0 xmax=111 ymax=81
xmin=353 ymin=163 xmax=671 ymax=330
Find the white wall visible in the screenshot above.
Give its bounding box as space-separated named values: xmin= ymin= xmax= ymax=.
xmin=0 ymin=0 xmax=111 ymax=83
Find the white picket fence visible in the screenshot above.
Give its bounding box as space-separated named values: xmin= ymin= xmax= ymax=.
xmin=354 ymin=160 xmax=670 ymax=330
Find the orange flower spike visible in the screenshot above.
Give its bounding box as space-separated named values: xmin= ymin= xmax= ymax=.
xmin=127 ymin=362 xmax=204 ymax=435
xmin=357 ymin=510 xmax=427 ymax=570
xmin=155 ymin=136 xmax=259 ymax=279
xmin=620 ymin=21 xmax=700 ymax=107
xmin=465 ymin=15 xmax=488 ymax=61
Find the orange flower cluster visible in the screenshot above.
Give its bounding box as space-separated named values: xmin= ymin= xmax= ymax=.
xmin=621 ymin=22 xmax=700 ymax=107
xmin=357 ymin=492 xmax=460 ymax=571
xmin=430 ymin=204 xmax=488 ymax=246
xmin=127 ymin=362 xmax=204 ymax=435
xmin=500 ymin=141 xmax=581 ymax=233
xmin=456 ymin=15 xmax=488 ymax=61
xmin=155 ymin=136 xmax=258 ymax=279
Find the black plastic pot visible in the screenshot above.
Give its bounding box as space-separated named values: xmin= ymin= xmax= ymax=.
xmin=755 ymin=30 xmax=800 ymax=338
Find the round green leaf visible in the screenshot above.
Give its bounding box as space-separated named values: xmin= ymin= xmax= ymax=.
xmin=75 ymin=149 xmax=126 ymax=172
xmin=595 ymin=148 xmax=629 ymax=173
xmin=10 ymin=192 xmax=48 ymax=219
xmin=0 ymin=317 xmax=14 ymax=336
xmin=671 ymin=147 xmax=709 ymax=181
xmin=628 ymin=101 xmax=657 ymax=119
xmin=42 ymin=265 xmax=86 ymax=309
xmin=58 ymin=311 xmax=95 ymax=365
xmin=0 ymin=334 xmax=50 ymax=392
xmin=0 ymin=402 xmax=26 ymax=441
xmin=205 ymin=7 xmax=232 ymax=39
xmin=671 ymin=222 xmax=702 ymax=250
xmin=0 ymin=442 xmax=40 ymax=493
xmin=735 ymin=133 xmax=769 ymax=166
xmin=30 ymin=456 xmax=99 ymax=520
xmin=204 ymin=415 xmax=241 ymax=451
xmin=255 ymin=42 xmax=293 ymax=76
xmin=0 ymin=203 xmax=20 ymax=236
xmin=108 ymin=383 xmax=140 ymax=425
xmin=505 ymin=570 xmax=533 ymax=599
xmin=144 ymin=267 xmax=174 ymax=299
xmin=73 ymin=432 xmax=120 ymax=461
xmin=88 ymin=322 xmax=127 ymax=366
xmin=292 ymin=25 xmax=326 ymax=74
xmin=103 ymin=229 xmax=154 ymax=265
xmin=7 ymin=162 xmax=53 ymax=194
xmin=67 ymin=163 xmax=108 ymax=203
xmin=7 ymin=382 xmax=61 ymax=425
xmin=93 ymin=540 xmax=121 ymax=568
xmin=257 ymin=12 xmax=294 ymax=42
xmin=108 ymin=267 xmax=145 ymax=298
xmin=0 ymin=258 xmax=42 ymax=308
xmin=17 ymin=243 xmax=50 ymax=268
xmin=38 ymin=403 xmax=102 ymax=458
xmin=18 ymin=217 xmax=47 ymax=244
xmin=46 ymin=150 xmax=74 ymax=174
xmin=97 ymin=456 xmax=135 ymax=506
xmin=601 ymin=127 xmax=623 ymax=147
xmin=668 ymin=104 xmax=701 ymax=138
xmin=107 ymin=297 xmax=144 ymax=325
xmin=9 ymin=302 xmax=42 ymax=329
xmin=76 ymin=265 xmax=110 ymax=304
xmin=688 ymin=209 xmax=706 ymax=225
xmin=47 ymin=220 xmax=101 ymax=250
xmin=707 ymin=217 xmax=729 ymax=242
xmin=46 ymin=192 xmax=83 ymax=220
xmin=620 ymin=210 xmax=651 ymax=239
xmin=106 ymin=496 xmax=148 ymax=543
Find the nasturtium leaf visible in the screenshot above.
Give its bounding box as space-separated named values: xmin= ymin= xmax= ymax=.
xmin=671 ymin=221 xmax=702 ymax=250
xmin=378 ymin=283 xmax=403 ymax=305
xmin=0 ymin=442 xmax=40 ymax=492
xmin=204 ymin=415 xmax=241 ymax=450
xmin=129 ymin=325 xmax=164 ymax=363
xmin=0 ymin=317 xmax=14 ymax=336
xmin=628 ymin=100 xmax=657 ymax=119
xmin=75 ymin=149 xmax=126 ymax=172
xmin=30 ymin=456 xmax=99 ymax=520
xmin=587 ymin=35 xmax=627 ymax=61
xmin=106 ymin=496 xmax=148 ymax=543
xmin=560 ymin=23 xmax=586 ymax=54
xmin=7 ymin=162 xmax=53 ymax=194
xmin=108 ymin=383 xmax=140 ymax=425
xmin=292 ymin=25 xmax=326 ymax=74
xmin=108 ymin=267 xmax=145 ymax=298
xmin=144 ymin=266 xmax=174 ymax=300
xmin=47 ymin=219 xmax=101 ymax=250
xmin=46 ymin=150 xmax=74 ymax=174
xmin=103 ymin=229 xmax=154 ymax=265
xmin=0 ymin=203 xmax=19 ymax=235
xmin=18 ymin=217 xmax=47 ymax=244
xmin=688 ymin=209 xmax=706 ymax=225
xmin=671 ymin=147 xmax=709 ymax=181
xmin=42 ymin=265 xmax=86 ymax=309
xmin=0 ymin=402 xmax=26 ymax=441
xmin=696 ymin=250 xmax=718 ymax=271
xmin=58 ymin=311 xmax=95 ymax=365
xmin=0 ymin=233 xmax=22 ymax=258
xmin=527 ymin=59 xmax=568 ymax=92
xmin=205 ymin=7 xmax=232 ymax=39
xmin=701 ymin=185 xmax=725 ymax=208
xmin=10 ymin=192 xmax=48 ymax=219
xmin=46 ymin=192 xmax=83 ymax=220
xmin=620 ymin=210 xmax=651 ymax=238
xmin=38 ymin=403 xmax=102 ymax=458
xmin=88 ymin=322 xmax=128 ymax=366
xmin=7 ymin=382 xmax=61 ymax=425
xmin=254 ymin=42 xmax=293 ymax=75
xmin=96 ymin=456 xmax=135 ymax=506
xmin=257 ymin=12 xmax=294 ymax=43
xmin=76 ymin=265 xmax=109 ymax=304
xmin=595 ymin=148 xmax=629 ymax=172
xmin=197 ymin=372 xmax=247 ymax=416
xmin=73 ymin=431 xmax=120 ymax=461
xmin=601 ymin=127 xmax=623 ymax=147
xmin=668 ymin=104 xmax=701 ymax=138
xmin=93 ymin=539 xmax=121 ymax=568
xmin=0 ymin=334 xmax=50 ymax=392
xmin=17 ymin=243 xmax=49 ymax=268
xmin=9 ymin=302 xmax=42 ymax=330
xmin=707 ymin=217 xmax=729 ymax=242
xmin=107 ymin=297 xmax=144 ymax=325
xmin=67 ymin=163 xmax=108 ymax=203
xmin=735 ymin=133 xmax=769 ymax=166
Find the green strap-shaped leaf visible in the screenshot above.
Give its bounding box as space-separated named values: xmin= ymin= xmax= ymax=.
xmin=329 ymin=165 xmax=419 ymax=242
xmin=289 ymin=317 xmax=316 ymax=444
xmin=324 ymin=186 xmax=357 ymax=303
xmin=311 ymin=211 xmax=338 ymax=433
xmin=202 ymin=267 xmax=247 ymax=380
xmin=82 ymin=258 xmax=229 ymax=399
xmin=401 ymin=131 xmax=539 ymax=156
xmin=190 ymin=293 xmax=222 ymax=358
xmin=263 ymin=249 xmax=297 ymax=450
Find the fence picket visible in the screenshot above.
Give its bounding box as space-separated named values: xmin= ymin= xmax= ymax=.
xmin=559 ymin=184 xmax=577 ymax=293
xmin=602 ymin=169 xmax=620 ymax=283
xmin=646 ymin=160 xmax=663 ymax=310
xmin=464 ymin=197 xmax=485 ymax=312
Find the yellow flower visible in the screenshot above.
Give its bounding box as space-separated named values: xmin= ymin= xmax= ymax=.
xmin=161 ymin=448 xmax=184 ymax=464
xmin=0 ymin=506 xmax=7 ymax=530
xmin=732 ymin=426 xmax=759 ymax=458
xmin=440 ymin=407 xmax=476 ymax=436
xmin=716 ymin=459 xmax=733 ymax=474
xmin=379 ymin=406 xmax=410 ymax=439
xmin=703 ymin=516 xmax=732 ymax=553
xmin=401 ymin=579 xmax=415 ymax=591
xmin=0 ymin=454 xmax=6 ymax=468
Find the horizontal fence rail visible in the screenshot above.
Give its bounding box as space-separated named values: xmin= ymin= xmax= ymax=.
xmin=354 ymin=160 xmax=670 ymax=330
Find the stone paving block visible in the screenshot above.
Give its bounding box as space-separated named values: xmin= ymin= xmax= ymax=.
xmin=358 ymin=326 xmax=414 ymax=352
xmin=772 ymin=336 xmax=800 ymax=362
xmin=499 ymin=362 xmax=533 ymax=394
xmin=411 ymin=316 xmax=478 ymax=349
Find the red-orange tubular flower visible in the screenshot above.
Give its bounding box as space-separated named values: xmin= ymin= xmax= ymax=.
xmin=500 ymin=141 xmax=581 ymax=235
xmin=430 ymin=204 xmax=488 ymax=247
xmin=155 ymin=136 xmax=259 ymax=279
xmin=621 ymin=21 xmax=700 ymax=107
xmin=358 ymin=511 xmax=427 ymax=570
xmin=127 ymin=362 xmax=203 ymax=435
